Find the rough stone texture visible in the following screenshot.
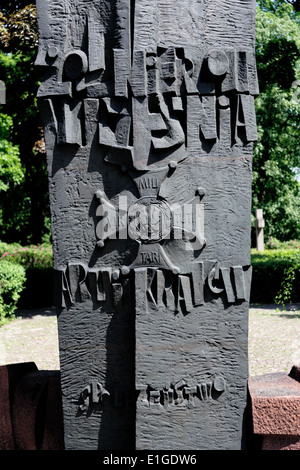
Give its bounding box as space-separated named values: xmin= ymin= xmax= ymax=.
xmin=0 ymin=363 xmax=37 ymax=450
xmin=13 ymin=370 xmax=64 ymax=450
xmin=36 ymin=0 xmax=257 ymax=449
xmin=249 ymin=369 xmax=300 ymax=450
xmin=0 ymin=363 xmax=64 ymax=450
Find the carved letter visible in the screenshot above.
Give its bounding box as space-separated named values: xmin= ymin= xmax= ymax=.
xmin=187 ymin=95 xmax=217 ymax=151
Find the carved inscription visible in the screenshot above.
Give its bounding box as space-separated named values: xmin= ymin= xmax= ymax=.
xmin=137 ymin=377 xmax=226 ymax=407
xmin=78 ymin=381 xmax=125 ymax=412
xmin=36 ymin=0 xmax=258 ymax=172
xmin=55 ymin=262 xmax=252 ymax=312
xmin=78 ymin=376 xmax=226 ymax=412
xmin=39 ymin=46 xmax=257 ymax=165
xmin=141 ymin=251 xmax=160 ymax=264
xmin=79 ymin=382 xmax=111 ymax=411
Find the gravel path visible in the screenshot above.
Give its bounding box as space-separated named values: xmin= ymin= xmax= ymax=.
xmin=0 ymin=304 xmax=299 ymax=377
xmin=0 ymin=307 xmax=59 ymax=371
xmin=248 ymin=304 xmax=300 ymax=376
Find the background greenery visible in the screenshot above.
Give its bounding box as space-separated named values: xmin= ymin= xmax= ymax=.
xmin=251 ymin=239 xmax=300 ymax=304
xmin=253 ymin=0 xmax=300 ymax=242
xmin=0 ymin=259 xmax=26 ymax=325
xmin=0 ymin=1 xmax=49 ymax=245
xmin=0 ymin=1 xmax=299 ymax=321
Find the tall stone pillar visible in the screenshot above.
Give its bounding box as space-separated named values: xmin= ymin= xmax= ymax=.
xmin=36 ymin=0 xmax=258 ymax=450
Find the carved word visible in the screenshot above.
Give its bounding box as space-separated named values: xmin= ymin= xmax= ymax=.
xmin=135 ymin=263 xmax=252 ymax=313
xmin=137 ymin=377 xmax=226 ymax=407
xmin=78 ymin=381 xmax=125 ymax=412
xmin=79 ymin=381 xmax=110 ymax=412
xmin=55 ymin=261 xmax=252 ymax=311
xmin=55 ymin=262 xmax=129 ymax=311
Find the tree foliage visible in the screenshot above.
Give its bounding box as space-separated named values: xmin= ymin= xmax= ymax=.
xmin=0 ymin=3 xmax=49 ymax=245
xmin=258 ymin=0 xmax=300 ymax=13
xmin=253 ymin=0 xmax=300 ymax=242
xmin=0 ymin=114 xmax=24 ymax=193
xmin=0 ymin=3 xmax=38 ymax=53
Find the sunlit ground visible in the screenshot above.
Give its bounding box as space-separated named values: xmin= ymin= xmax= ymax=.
xmin=0 ymin=305 xmax=299 ymax=377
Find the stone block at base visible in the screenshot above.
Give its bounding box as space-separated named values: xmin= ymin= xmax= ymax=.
xmin=248 ymin=365 xmax=300 ymax=450
xmin=0 ymin=363 xmax=64 ymax=450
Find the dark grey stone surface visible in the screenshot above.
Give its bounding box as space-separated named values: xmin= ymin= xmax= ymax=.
xmin=36 ymin=0 xmax=258 ymax=450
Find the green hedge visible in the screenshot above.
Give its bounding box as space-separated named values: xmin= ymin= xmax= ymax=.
xmin=0 ymin=242 xmax=53 ymax=269
xmin=0 ymin=260 xmax=26 ymax=325
xmin=0 ymin=242 xmax=54 ymax=310
xmin=250 ymin=248 xmax=300 ymax=304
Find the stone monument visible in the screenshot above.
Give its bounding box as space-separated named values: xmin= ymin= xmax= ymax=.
xmin=255 ymin=209 xmax=265 ymax=252
xmin=35 ymin=0 xmax=258 ymax=450
xmin=0 ymin=80 xmax=5 ymax=105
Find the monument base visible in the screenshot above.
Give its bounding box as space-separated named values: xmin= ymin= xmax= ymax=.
xmin=248 ymin=365 xmax=300 ymax=450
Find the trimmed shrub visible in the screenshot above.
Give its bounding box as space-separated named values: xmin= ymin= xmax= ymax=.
xmin=0 ymin=242 xmax=53 ymax=269
xmin=265 ymin=237 xmax=300 ymax=251
xmin=0 ymin=242 xmax=54 ymax=309
xmin=251 ymin=248 xmax=300 ymax=304
xmin=0 ymin=260 xmax=26 ymax=325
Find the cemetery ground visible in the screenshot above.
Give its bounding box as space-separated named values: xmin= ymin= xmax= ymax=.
xmin=0 ymin=303 xmax=299 ymax=377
